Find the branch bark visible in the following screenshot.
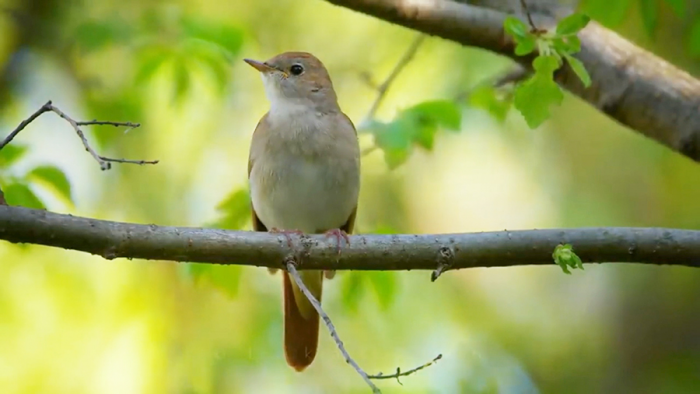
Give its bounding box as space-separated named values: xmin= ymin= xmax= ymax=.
xmin=2 ymin=206 xmax=699 ymax=271
xmin=323 ymin=0 xmax=700 ymax=162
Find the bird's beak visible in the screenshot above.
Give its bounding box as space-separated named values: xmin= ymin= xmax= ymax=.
xmin=244 ymin=59 xmax=285 ymax=76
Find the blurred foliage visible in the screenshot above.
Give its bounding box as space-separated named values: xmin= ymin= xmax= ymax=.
xmin=1 ymin=0 xmax=700 ymax=393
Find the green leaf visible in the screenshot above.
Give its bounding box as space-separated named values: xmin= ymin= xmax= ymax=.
xmin=515 ymin=36 xmax=537 ymax=55
xmin=185 ymin=40 xmax=232 ymax=94
xmin=503 ymin=16 xmax=530 ymax=39
xmin=556 ymin=13 xmax=591 ymax=35
xmin=173 ymin=59 xmax=191 ymax=102
xmin=403 ymin=100 xmax=462 ymax=131
xmin=552 ymin=244 xmax=584 ymax=274
xmin=579 ymin=0 xmax=632 ymax=28
xmin=187 ymin=264 xmax=242 ymax=298
xmin=468 ymin=86 xmax=511 ymax=122
xmin=211 ymin=189 xmax=250 ymax=230
xmin=3 ymin=182 xmax=45 ymax=209
xmin=688 ymin=18 xmax=700 ymax=57
xmin=372 ymin=120 xmax=414 ymax=169
xmin=340 ymin=272 xmax=365 ymax=313
xmin=663 ymin=0 xmax=685 ymax=18
xmin=513 ymin=55 xmax=564 ymax=128
xmin=563 ymin=54 xmax=592 ymax=87
xmin=135 ymin=45 xmax=173 ymax=84
xmin=0 ymin=145 xmax=28 ymax=168
xmin=639 ymin=0 xmax=658 ymax=38
xmin=181 ymin=17 xmax=244 ymax=58
xmin=27 ymin=166 xmax=73 ymax=204
xmin=366 ymin=272 xmax=397 ymax=310
xmin=73 ymin=20 xmax=133 ymax=52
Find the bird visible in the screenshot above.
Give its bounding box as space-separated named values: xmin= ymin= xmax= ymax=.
xmin=244 ymin=52 xmax=361 ymax=371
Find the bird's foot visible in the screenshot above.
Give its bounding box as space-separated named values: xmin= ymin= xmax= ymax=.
xmin=324 ymin=228 xmax=350 ymax=255
xmin=270 ymin=228 xmax=305 ymax=248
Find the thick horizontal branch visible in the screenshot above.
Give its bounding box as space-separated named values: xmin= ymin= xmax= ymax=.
xmin=324 ymin=0 xmax=700 ymax=162
xmin=1 ymin=206 xmax=699 ymax=271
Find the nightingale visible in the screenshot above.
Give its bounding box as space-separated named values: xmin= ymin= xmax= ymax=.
xmin=244 ymin=52 xmax=361 ymax=371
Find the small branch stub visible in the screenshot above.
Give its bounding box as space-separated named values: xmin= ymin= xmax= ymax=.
xmin=431 ymin=246 xmax=455 ymax=282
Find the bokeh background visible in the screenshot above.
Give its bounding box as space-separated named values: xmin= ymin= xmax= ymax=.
xmin=1 ymin=0 xmax=700 ymax=393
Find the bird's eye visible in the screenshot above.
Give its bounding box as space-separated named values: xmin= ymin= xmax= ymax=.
xmin=290 ymin=64 xmax=304 ymax=75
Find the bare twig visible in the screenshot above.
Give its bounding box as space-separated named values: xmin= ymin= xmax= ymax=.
xmin=0 ymin=188 xmax=6 ymax=206
xmin=285 ymin=260 xmax=381 ymax=394
xmin=368 ymin=354 xmax=442 ymax=384
xmin=363 ymin=34 xmax=426 ymax=123
xmin=0 ymin=100 xmax=158 ymax=171
xmin=519 ymin=0 xmax=538 ymax=32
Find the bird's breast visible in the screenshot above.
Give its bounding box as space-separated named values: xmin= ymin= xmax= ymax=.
xmin=249 ymin=113 xmax=359 ymax=233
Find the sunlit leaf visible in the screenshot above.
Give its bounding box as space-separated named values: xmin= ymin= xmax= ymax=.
xmin=563 ymin=54 xmax=592 ymax=87
xmin=552 ymin=243 xmax=584 ymax=274
xmin=3 ymin=182 xmax=45 ymax=209
xmin=181 ymin=17 xmax=244 ymax=59
xmin=340 ymin=272 xmax=365 ymax=313
xmin=173 ymin=59 xmax=191 ymax=102
xmin=639 ymin=0 xmax=658 ymax=38
xmin=578 ymin=0 xmax=632 ymax=28
xmin=513 ymin=55 xmax=564 ymax=128
xmin=403 ymin=100 xmax=462 ymax=131
xmin=663 ymin=0 xmax=685 ymax=18
xmin=556 ymin=13 xmax=591 ymax=35
xmin=372 ymin=119 xmax=413 ymax=169
xmin=503 ymin=16 xmax=529 ymax=39
xmin=27 ymin=166 xmax=73 ymax=204
xmin=515 ymin=36 xmax=537 ymax=56
xmin=688 ymin=18 xmax=700 ymax=57
xmin=135 ymin=45 xmax=173 ymax=84
xmin=468 ymin=86 xmax=512 ymax=122
xmin=0 ymin=145 xmax=28 ymax=168
xmin=188 ymin=264 xmax=242 ymax=298
xmin=366 ymin=272 xmax=397 ymax=310
xmin=210 ymin=189 xmax=250 ymax=230
xmin=73 ymin=19 xmax=133 ymax=52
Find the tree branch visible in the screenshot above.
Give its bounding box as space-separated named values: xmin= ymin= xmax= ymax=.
xmin=323 ymin=0 xmax=700 ymax=162
xmin=1 ymin=206 xmax=699 ymax=271
xmin=0 ymin=100 xmax=158 ymax=170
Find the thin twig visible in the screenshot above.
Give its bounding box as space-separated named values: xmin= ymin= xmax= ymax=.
xmin=0 ymin=100 xmax=158 ymax=171
xmin=519 ymin=0 xmax=538 ymax=31
xmin=0 ymin=188 xmax=6 ymax=206
xmin=363 ymin=34 xmax=426 ymax=123
xmin=285 ymin=260 xmax=381 ymax=394
xmin=368 ymin=354 xmax=442 ymax=384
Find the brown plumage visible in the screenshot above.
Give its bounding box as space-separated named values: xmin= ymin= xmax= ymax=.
xmin=245 ymin=52 xmax=360 ymax=371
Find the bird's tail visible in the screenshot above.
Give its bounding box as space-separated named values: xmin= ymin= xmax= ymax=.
xmin=283 ymin=270 xmax=323 ymax=371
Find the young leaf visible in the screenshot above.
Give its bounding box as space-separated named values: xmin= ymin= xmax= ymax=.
xmin=663 ymin=0 xmax=685 ymax=18
xmin=639 ymin=0 xmax=659 ymax=38
xmin=579 ymin=0 xmax=632 ymax=28
xmin=3 ymin=182 xmax=45 ymax=209
xmin=468 ymin=86 xmax=511 ymax=122
xmin=513 ymin=55 xmax=564 ymax=128
xmin=515 ymin=36 xmax=537 ymax=55
xmin=181 ymin=17 xmax=244 ymax=58
xmin=552 ymin=244 xmax=585 ymax=274
xmin=366 ymin=272 xmax=397 ymax=311
xmin=688 ymin=18 xmax=700 ymax=57
xmin=340 ymin=272 xmax=366 ymax=314
xmin=372 ymin=120 xmax=414 ymax=169
xmin=503 ymin=16 xmax=530 ymax=39
xmin=0 ymin=145 xmax=28 ymax=168
xmin=211 ymin=189 xmax=250 ymax=230
xmin=556 ymin=13 xmax=591 ymax=35
xmin=563 ymin=54 xmax=592 ymax=87
xmin=73 ymin=19 xmax=133 ymax=53
xmin=189 ymin=264 xmax=242 ymax=298
xmin=27 ymin=166 xmax=73 ymax=204
xmin=173 ymin=59 xmax=191 ymax=102
xmin=403 ymin=100 xmax=462 ymax=131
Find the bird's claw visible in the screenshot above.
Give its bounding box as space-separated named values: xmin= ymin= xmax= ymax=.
xmin=270 ymin=227 xmax=305 ymax=248
xmin=324 ymin=228 xmax=350 ymax=255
